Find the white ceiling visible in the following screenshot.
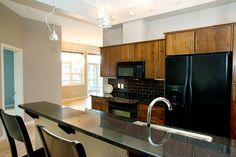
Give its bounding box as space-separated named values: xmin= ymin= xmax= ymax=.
xmin=1 ymin=0 xmax=236 ymax=46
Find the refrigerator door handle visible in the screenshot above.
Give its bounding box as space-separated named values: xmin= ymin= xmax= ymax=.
xmin=183 ymin=57 xmax=189 ymax=107
xmin=188 ymin=56 xmax=193 ymax=129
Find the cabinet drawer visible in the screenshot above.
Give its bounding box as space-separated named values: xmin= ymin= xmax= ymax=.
xmin=137 ymin=103 xmax=165 ymax=125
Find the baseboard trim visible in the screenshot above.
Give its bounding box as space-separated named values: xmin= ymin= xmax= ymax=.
xmin=62 ymin=96 xmax=89 ymax=102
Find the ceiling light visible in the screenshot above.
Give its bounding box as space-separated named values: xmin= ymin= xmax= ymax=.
xmin=97 ymin=7 xmax=112 ymax=28
xmin=176 ymin=0 xmax=181 ymax=4
xmin=45 ymin=0 xmax=58 ymax=41
xmin=129 ymin=11 xmax=134 ymax=16
xmin=149 ymin=5 xmax=154 ymax=12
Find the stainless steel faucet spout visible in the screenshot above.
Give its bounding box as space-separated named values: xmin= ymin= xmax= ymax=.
xmin=147 ymin=97 xmax=172 ymax=127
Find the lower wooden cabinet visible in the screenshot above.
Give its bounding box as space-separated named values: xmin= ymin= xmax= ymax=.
xmin=91 ymin=96 xmax=109 ymax=113
xmin=232 ymin=83 xmax=236 ymax=139
xmin=137 ymin=103 xmax=165 ymax=125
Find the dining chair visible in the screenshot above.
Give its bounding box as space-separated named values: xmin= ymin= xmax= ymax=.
xmin=36 ymin=125 xmax=87 ymax=157
xmin=0 ymin=109 xmax=45 ymax=157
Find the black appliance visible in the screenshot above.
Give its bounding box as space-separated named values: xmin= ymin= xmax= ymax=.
xmin=116 ymin=61 xmax=145 ymax=79
xmin=108 ymin=97 xmax=138 ymax=119
xmin=165 ymin=52 xmax=232 ymax=138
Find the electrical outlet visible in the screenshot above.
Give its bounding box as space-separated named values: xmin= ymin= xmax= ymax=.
xmin=118 ymin=83 xmax=121 ymax=88
xmin=121 ymin=84 xmax=124 ymax=89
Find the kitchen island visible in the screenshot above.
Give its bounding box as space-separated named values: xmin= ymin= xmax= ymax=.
xmin=19 ymin=101 xmax=236 ymax=157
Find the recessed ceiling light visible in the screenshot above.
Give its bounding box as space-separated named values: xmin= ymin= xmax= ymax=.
xmin=176 ymin=0 xmax=181 ymax=4
xmin=111 ymin=16 xmax=115 ymax=20
xmin=129 ymin=11 xmax=134 ymax=16
xmin=149 ymin=5 xmax=154 ymax=12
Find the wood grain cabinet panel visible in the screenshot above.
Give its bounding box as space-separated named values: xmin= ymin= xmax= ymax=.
xmin=137 ymin=103 xmax=165 ymax=125
xmin=100 ymin=48 xmax=109 ymax=77
xmin=155 ymin=40 xmax=165 ymax=80
xmin=120 ymin=44 xmax=134 ymax=61
xmin=145 ymin=42 xmax=155 ymax=79
xmin=233 ymin=24 xmax=236 ymax=83
xmin=108 ymin=46 xmax=121 ymax=77
xmin=232 ymin=83 xmax=236 ymax=139
xmin=166 ymin=31 xmax=194 ymax=55
xmin=195 ymin=25 xmax=233 ymax=53
xmin=131 ymin=42 xmax=146 ymax=61
xmin=91 ymin=96 xmax=109 ymax=113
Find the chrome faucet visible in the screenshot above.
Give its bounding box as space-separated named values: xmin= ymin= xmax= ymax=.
xmin=147 ymin=97 xmax=173 ymax=127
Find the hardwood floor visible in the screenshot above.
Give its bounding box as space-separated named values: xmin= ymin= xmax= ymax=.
xmin=0 ymin=97 xmax=91 ymax=157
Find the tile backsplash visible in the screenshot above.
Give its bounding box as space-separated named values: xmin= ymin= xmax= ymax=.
xmin=108 ymin=78 xmax=164 ymax=103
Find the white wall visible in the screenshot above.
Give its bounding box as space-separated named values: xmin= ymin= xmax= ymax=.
xmin=123 ymin=19 xmax=147 ymax=43
xmin=146 ymin=2 xmax=236 ymax=40
xmin=103 ymin=26 xmax=123 ymax=46
xmin=103 ymin=2 xmax=236 ymax=46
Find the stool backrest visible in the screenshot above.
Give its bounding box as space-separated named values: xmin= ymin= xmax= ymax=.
xmin=0 ymin=109 xmax=34 ymax=157
xmin=36 ymin=125 xmax=87 ymax=157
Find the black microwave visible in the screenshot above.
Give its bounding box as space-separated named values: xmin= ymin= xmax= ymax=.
xmin=116 ymin=61 xmax=145 ymax=79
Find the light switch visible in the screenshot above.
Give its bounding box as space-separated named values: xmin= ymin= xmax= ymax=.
xmin=121 ymin=84 xmax=124 ymax=89
xmin=118 ymin=83 xmax=120 ymax=88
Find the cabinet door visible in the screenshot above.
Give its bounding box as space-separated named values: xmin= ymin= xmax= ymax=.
xmin=166 ymin=31 xmax=194 ymax=55
xmin=91 ymin=96 xmax=108 ymax=113
xmin=108 ymin=46 xmax=121 ymax=77
xmin=100 ymin=48 xmax=109 ymax=77
xmin=233 ymin=24 xmax=236 ymax=83
xmin=154 ymin=40 xmax=165 ymax=80
xmin=131 ymin=43 xmax=146 ymax=61
xmin=119 ymin=44 xmax=133 ymax=61
xmin=232 ymin=83 xmax=236 ymax=139
xmin=137 ymin=103 xmax=165 ymax=125
xmin=195 ymin=25 xmax=233 ymax=53
xmin=145 ymin=42 xmax=155 ymax=79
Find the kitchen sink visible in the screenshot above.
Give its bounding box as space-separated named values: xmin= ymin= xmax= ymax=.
xmin=133 ymin=121 xmax=213 ymax=142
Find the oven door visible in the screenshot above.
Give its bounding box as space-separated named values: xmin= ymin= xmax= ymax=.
xmin=109 ymin=102 xmax=137 ymax=119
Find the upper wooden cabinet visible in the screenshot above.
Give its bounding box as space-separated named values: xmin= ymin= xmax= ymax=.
xmin=165 ymin=30 xmax=194 ymax=55
xmin=132 ymin=43 xmax=146 ymax=61
xmin=195 ymin=25 xmax=233 ymax=53
xmin=165 ymin=24 xmax=234 ymax=56
xmin=100 ymin=47 xmax=109 ymax=77
xmin=155 ymin=40 xmax=165 ymax=80
xmin=100 ymin=40 xmax=166 ymax=79
xmin=233 ymin=24 xmax=236 ymax=83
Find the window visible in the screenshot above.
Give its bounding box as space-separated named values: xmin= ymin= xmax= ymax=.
xmin=61 ymin=51 xmax=84 ymax=86
xmin=87 ymin=54 xmax=103 ymax=96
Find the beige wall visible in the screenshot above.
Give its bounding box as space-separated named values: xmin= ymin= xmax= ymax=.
xmin=61 ymin=41 xmax=100 ymax=100
xmin=0 ymin=3 xmax=23 ymax=139
xmin=22 ymin=18 xmax=62 ymax=104
xmin=0 ymin=4 xmax=62 ymax=137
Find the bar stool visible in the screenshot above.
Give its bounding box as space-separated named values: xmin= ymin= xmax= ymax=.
xmin=36 ymin=125 xmax=87 ymax=157
xmin=0 ymin=109 xmax=45 ymax=157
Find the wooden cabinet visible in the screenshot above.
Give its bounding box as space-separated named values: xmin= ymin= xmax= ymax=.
xmin=233 ymin=24 xmax=236 ymax=83
xmin=165 ymin=30 xmax=194 ymax=55
xmin=165 ymin=24 xmax=234 ymax=56
xmin=232 ymin=83 xmax=236 ymax=139
xmin=154 ymin=40 xmax=165 ymax=80
xmin=100 ymin=47 xmax=109 ymax=77
xmin=100 ymin=40 xmax=165 ymax=79
xmin=137 ymin=103 xmax=165 ymax=125
xmin=91 ymin=96 xmax=109 ymax=113
xmin=195 ymin=25 xmax=233 ymax=53
xmin=131 ymin=43 xmax=146 ymax=61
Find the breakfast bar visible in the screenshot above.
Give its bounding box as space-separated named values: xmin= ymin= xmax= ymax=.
xmin=19 ymin=101 xmax=236 ymax=157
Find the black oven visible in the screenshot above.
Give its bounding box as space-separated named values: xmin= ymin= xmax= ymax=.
xmin=108 ymin=98 xmax=137 ymax=119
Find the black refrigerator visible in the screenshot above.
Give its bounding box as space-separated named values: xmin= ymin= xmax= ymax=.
xmin=165 ymin=52 xmax=232 ymax=138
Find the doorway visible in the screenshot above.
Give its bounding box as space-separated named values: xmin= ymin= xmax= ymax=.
xmin=87 ymin=54 xmax=103 ymax=96
xmin=0 ymin=43 xmax=24 ymax=117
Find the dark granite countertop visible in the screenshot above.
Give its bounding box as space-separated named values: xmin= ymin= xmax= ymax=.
xmin=19 ymin=101 xmax=236 ymax=157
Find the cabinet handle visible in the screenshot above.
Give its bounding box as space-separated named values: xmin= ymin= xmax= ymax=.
xmin=195 ymin=37 xmax=198 ymax=51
